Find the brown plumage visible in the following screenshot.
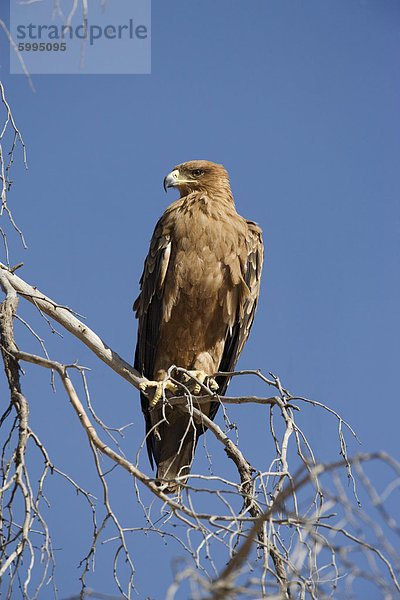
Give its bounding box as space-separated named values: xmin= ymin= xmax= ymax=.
xmin=133 ymin=160 xmax=263 ymax=493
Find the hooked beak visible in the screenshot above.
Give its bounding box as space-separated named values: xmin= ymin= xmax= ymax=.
xmin=163 ymin=169 xmax=180 ymax=192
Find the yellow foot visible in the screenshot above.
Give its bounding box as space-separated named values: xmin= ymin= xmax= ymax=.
xmin=139 ymin=378 xmax=178 ymax=407
xmin=182 ymin=370 xmax=219 ymax=395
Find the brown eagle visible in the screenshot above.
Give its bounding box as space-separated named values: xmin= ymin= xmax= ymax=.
xmin=133 ymin=160 xmax=263 ymax=493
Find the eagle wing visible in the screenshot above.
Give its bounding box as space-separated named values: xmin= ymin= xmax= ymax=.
xmin=133 ymin=218 xmax=171 ymax=467
xmin=210 ymin=220 xmax=264 ymax=420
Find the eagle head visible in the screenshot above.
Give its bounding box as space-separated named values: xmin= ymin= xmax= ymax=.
xmin=163 ymin=160 xmax=232 ymax=199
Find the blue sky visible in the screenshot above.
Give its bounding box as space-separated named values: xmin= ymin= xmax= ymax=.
xmin=0 ymin=1 xmax=399 ymax=598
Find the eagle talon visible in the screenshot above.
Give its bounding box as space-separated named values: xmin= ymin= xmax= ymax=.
xmin=193 ymin=383 xmax=201 ymax=395
xmin=182 ymin=370 xmax=219 ymax=395
xmin=208 ymin=377 xmax=219 ymax=391
xmin=140 ymin=379 xmax=178 ymax=407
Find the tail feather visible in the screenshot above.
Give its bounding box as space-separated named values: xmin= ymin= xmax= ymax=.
xmin=156 ymin=437 xmax=197 ymax=494
xmin=151 ymin=405 xmax=200 ymax=494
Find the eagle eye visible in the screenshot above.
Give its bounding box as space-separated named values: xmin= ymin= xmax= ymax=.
xmin=191 ymin=169 xmax=204 ymax=178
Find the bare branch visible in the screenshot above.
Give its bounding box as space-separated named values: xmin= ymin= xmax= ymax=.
xmin=0 ymin=262 xmax=146 ymax=389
